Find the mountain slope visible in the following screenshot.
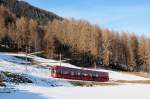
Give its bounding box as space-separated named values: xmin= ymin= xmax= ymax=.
xmin=0 ymin=52 xmax=150 ymax=99
xmin=0 ymin=0 xmax=62 ymax=24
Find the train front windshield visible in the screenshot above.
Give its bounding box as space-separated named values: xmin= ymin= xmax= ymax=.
xmin=51 ymin=69 xmax=56 ymax=74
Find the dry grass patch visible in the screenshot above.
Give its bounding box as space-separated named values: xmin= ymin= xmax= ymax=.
xmin=114 ymin=80 xmax=150 ymax=84
xmin=69 ymin=80 xmax=119 ymax=86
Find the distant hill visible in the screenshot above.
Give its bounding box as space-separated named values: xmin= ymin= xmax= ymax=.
xmin=0 ymin=0 xmax=62 ymax=24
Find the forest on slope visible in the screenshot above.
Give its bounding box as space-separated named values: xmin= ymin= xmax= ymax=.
xmin=0 ymin=0 xmax=62 ymax=24
xmin=0 ymin=2 xmax=150 ymax=72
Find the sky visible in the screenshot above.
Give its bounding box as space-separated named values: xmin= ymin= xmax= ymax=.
xmin=24 ymin=0 xmax=150 ymax=37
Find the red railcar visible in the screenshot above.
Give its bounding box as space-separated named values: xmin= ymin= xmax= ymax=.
xmin=51 ymin=66 xmax=109 ymax=82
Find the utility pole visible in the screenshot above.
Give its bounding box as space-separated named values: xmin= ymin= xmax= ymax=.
xmin=60 ymin=53 xmax=62 ymax=66
xmin=94 ymin=61 xmax=97 ymax=69
xmin=149 ymin=58 xmax=150 ymax=77
xmin=25 ymin=45 xmax=28 ymax=73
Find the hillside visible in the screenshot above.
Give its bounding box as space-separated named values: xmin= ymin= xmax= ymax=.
xmin=0 ymin=0 xmax=62 ymax=24
xmin=0 ymin=52 xmax=150 ymax=99
xmin=0 ymin=0 xmax=149 ymax=73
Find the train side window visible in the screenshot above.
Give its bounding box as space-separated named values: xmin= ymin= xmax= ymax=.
xmin=77 ymin=72 xmax=80 ymax=75
xmin=92 ymin=73 xmax=97 ymax=77
xmin=83 ymin=73 xmax=88 ymax=76
xmin=60 ymin=70 xmax=63 ymax=74
xmin=89 ymin=73 xmax=93 ymax=77
xmin=64 ymin=71 xmax=69 ymax=74
xmin=55 ymin=70 xmax=60 ymax=74
xmin=96 ymin=74 xmax=99 ymax=77
xmin=71 ymin=71 xmax=74 ymax=75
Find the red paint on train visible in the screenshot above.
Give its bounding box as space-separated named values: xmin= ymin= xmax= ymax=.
xmin=51 ymin=66 xmax=109 ymax=82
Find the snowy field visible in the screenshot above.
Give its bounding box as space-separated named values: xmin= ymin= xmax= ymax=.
xmin=1 ymin=84 xmax=150 ymax=99
xmin=0 ymin=52 xmax=150 ymax=99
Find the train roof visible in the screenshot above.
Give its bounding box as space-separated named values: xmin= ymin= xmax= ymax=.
xmin=52 ymin=65 xmax=108 ymax=74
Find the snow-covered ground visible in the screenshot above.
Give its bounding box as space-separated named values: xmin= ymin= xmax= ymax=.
xmin=109 ymin=70 xmax=148 ymax=81
xmin=0 ymin=52 xmax=147 ymax=81
xmin=1 ymin=84 xmax=150 ymax=99
xmin=0 ymin=52 xmax=150 ymax=99
xmin=0 ymin=52 xmax=72 ymax=87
